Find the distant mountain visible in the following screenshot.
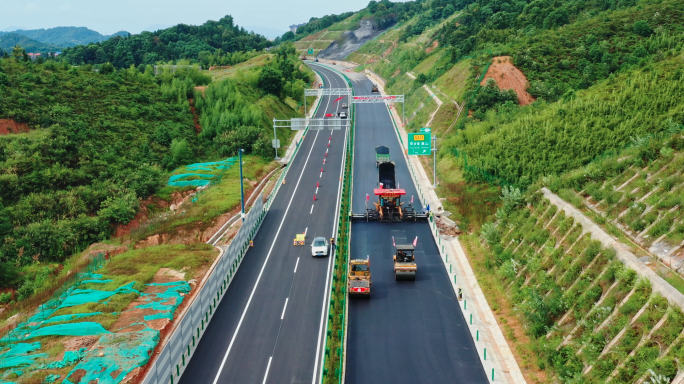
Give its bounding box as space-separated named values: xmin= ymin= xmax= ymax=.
xmin=0 ymin=27 xmax=129 ymax=48
xmin=61 ymin=15 xmax=271 ymax=68
xmin=0 ymin=33 xmax=60 ymax=53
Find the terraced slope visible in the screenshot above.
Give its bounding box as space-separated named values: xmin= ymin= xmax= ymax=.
xmin=480 ymin=197 xmax=684 ymax=383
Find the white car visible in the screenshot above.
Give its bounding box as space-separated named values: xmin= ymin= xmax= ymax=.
xmin=342 ymin=103 xmax=348 ymax=109
xmin=311 ymin=237 xmax=329 ymax=257
xmin=338 ymin=111 xmax=348 ymax=119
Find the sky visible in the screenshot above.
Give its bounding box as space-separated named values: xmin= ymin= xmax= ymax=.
xmin=0 ymin=0 xmax=394 ymax=39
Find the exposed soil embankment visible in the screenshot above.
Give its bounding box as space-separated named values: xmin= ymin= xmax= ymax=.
xmin=318 ymin=20 xmax=390 ymax=60
xmin=0 ymin=119 xmax=30 ymax=135
xmin=481 ymin=56 xmax=536 ymax=106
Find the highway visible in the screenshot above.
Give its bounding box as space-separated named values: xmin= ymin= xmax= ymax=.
xmin=346 ymin=74 xmax=489 ymax=383
xmin=179 ymin=65 xmax=350 ymax=384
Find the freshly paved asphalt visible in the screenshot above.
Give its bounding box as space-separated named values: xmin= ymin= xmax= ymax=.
xmin=346 ymin=76 xmax=488 ymax=383
xmin=179 ymin=65 xmax=349 ymax=384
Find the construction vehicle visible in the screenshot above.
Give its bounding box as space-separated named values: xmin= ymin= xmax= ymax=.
xmin=352 ymin=161 xmax=427 ymax=222
xmin=300 ymin=55 xmax=307 ymax=60
xmin=375 ymin=146 xmax=390 ymax=167
xmin=348 ymin=257 xmax=371 ymax=297
xmin=394 ymin=244 xmax=417 ymax=281
xmin=371 ymin=84 xmax=379 ymax=93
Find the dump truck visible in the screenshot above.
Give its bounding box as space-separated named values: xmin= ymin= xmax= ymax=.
xmin=348 ymin=257 xmax=371 ymax=297
xmin=394 ymin=244 xmax=416 ymax=281
xmin=375 ymin=146 xmax=390 ymax=167
xmin=371 ymin=84 xmax=379 ymax=93
xmin=352 ymin=161 xmax=427 ymax=222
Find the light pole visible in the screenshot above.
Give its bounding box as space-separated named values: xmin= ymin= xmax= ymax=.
xmin=239 ymin=148 xmax=245 ymax=222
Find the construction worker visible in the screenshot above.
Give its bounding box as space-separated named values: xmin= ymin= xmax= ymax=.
xmin=249 ymin=240 xmax=254 ymax=247
xmin=457 ymin=287 xmax=463 ymax=301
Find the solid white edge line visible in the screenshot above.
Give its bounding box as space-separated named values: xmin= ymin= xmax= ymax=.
xmin=281 ymin=298 xmax=289 ymax=320
xmin=210 ymin=79 xmax=335 ymax=384
xmin=311 ymin=66 xmax=349 ymax=384
xmin=294 ymin=257 xmax=300 ymax=273
xmin=262 ymin=356 xmax=273 ymax=384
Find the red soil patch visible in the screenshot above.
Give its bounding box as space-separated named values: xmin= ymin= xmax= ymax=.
xmin=426 ymin=40 xmax=439 ymax=54
xmin=480 ymin=56 xmax=536 ymax=106
xmin=188 ymin=97 xmax=202 ymax=134
xmin=0 ymin=119 xmax=30 ymax=135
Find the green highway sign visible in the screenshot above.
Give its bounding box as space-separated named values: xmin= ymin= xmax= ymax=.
xmin=408 ymin=130 xmax=431 ymax=155
xmin=308 ymin=48 xmax=314 ymax=55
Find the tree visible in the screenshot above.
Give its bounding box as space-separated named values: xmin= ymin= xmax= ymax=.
xmin=633 ymin=20 xmax=652 ymax=37
xmin=11 ymin=45 xmax=24 ymax=60
xmin=281 ymin=31 xmax=295 ymax=41
xmin=368 ymin=0 xmax=378 ymax=13
xmin=442 ymin=4 xmax=456 ymax=19
xmin=100 ymin=62 xmax=114 ymax=75
xmin=258 ymin=66 xmax=283 ymax=95
xmin=170 ymin=138 xmax=194 ymax=166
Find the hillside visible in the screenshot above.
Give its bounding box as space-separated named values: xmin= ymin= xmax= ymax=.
xmin=323 ymin=0 xmax=684 ymax=381
xmin=60 ymin=15 xmax=270 ymax=68
xmin=0 ymin=43 xmax=307 ymax=296
xmin=1 ymin=27 xmax=129 ymax=48
xmin=0 ymin=33 xmax=60 ymax=53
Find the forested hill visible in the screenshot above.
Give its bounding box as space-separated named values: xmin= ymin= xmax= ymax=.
xmin=0 ymin=33 xmax=60 ymax=53
xmin=0 ymin=27 xmax=129 ymax=48
xmin=60 ymin=15 xmax=271 ymax=68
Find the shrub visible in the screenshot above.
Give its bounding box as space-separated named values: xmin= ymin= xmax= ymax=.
xmin=633 ymin=20 xmax=652 ymax=37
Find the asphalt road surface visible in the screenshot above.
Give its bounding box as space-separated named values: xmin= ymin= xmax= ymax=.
xmin=179 ymin=65 xmax=350 ymax=384
xmin=346 ymin=75 xmax=488 ymax=383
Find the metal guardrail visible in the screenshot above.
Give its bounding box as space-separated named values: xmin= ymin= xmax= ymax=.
xmin=142 ymin=63 xmax=330 ymax=384
xmin=141 ymin=193 xmax=264 ymax=384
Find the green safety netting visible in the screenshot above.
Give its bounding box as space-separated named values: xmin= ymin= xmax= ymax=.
xmin=64 ymin=330 xmax=159 ymax=384
xmin=27 ymin=322 xmax=110 ymax=339
xmin=0 ymin=270 xmax=193 ymax=382
xmin=167 ymin=157 xmax=237 ymax=187
xmin=57 ymin=282 xmax=138 ymax=309
xmin=43 ymin=312 xmax=103 ymax=324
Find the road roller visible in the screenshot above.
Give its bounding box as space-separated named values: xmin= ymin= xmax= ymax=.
xmin=348 ymin=257 xmax=371 ymax=297
xmin=393 ymin=244 xmax=416 ymax=281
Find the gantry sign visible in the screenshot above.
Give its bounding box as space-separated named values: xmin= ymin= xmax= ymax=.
xmin=351 ymin=94 xmax=406 ymax=126
xmin=304 ymin=88 xmax=352 ymax=96
xmin=351 ymin=95 xmax=405 ymax=103
xmin=303 ymin=88 xmax=352 ymax=116
xmin=273 ymin=117 xmax=350 ymax=131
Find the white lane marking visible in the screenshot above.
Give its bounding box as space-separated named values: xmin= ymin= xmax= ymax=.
xmin=210 ymin=125 xmax=324 ymax=384
xmin=310 ymin=205 xmax=314 ymax=214
xmin=312 ymin=66 xmax=349 ymax=384
xmin=281 ymin=298 xmax=289 ymax=320
xmin=294 ymin=257 xmax=300 ymax=273
xmin=305 ymin=227 xmax=308 ymax=236
xmin=262 ymin=356 xmax=273 ymax=384
xmin=316 ymin=187 xmax=319 ymax=194
xmin=320 ymin=172 xmax=323 ymax=178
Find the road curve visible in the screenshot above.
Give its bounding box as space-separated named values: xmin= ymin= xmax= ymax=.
xmin=179 ymin=65 xmax=350 ymax=384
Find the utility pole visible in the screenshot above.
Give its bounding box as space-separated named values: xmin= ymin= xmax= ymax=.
xmin=239 ymin=148 xmax=245 ymax=222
